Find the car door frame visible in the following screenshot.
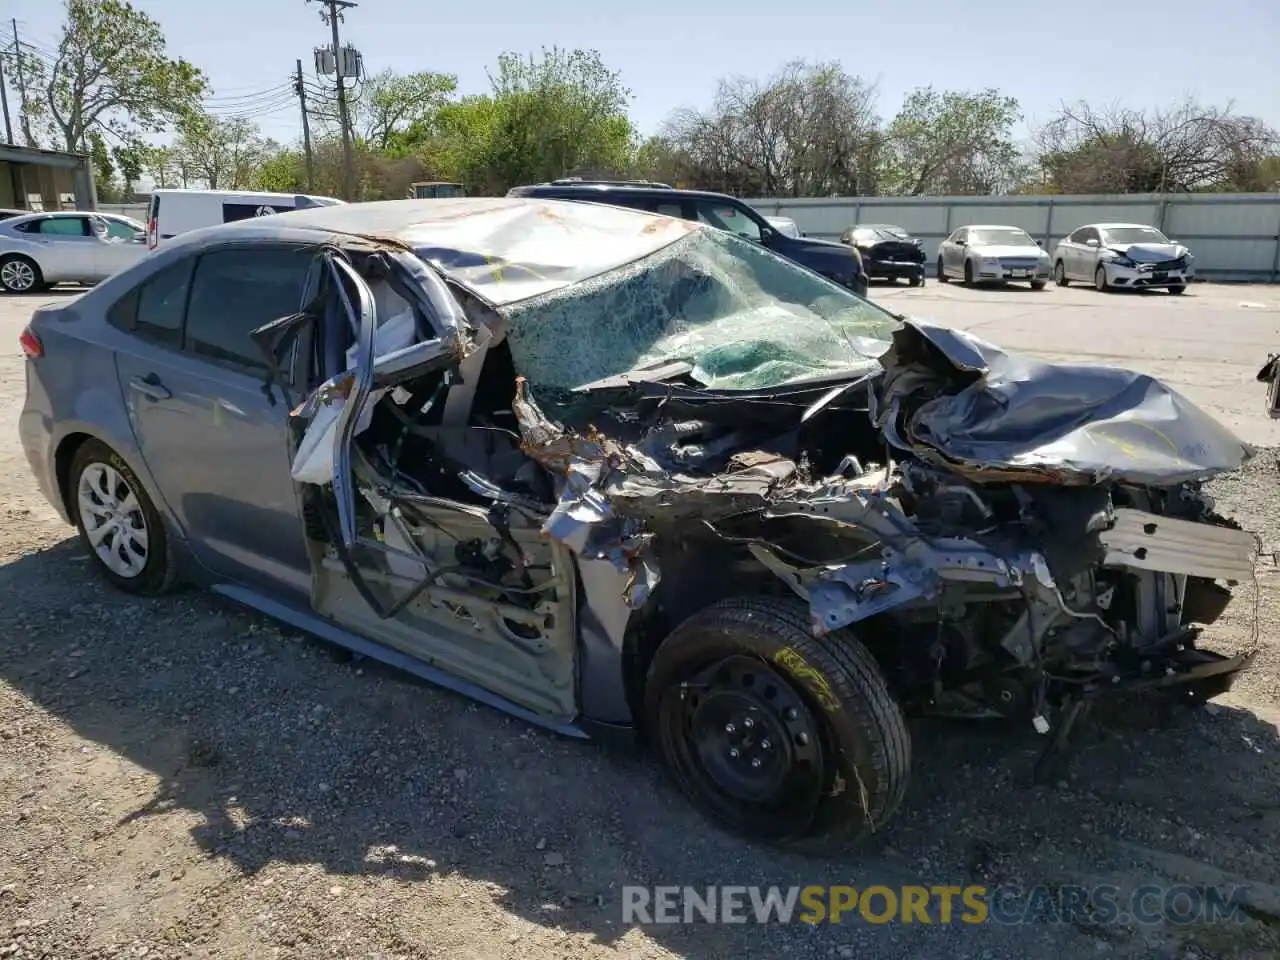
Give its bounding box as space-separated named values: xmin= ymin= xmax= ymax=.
xmin=298 ymin=247 xmax=582 ymax=719
xmin=108 ymin=239 xmax=318 ymax=599
xmin=943 ymin=228 xmax=968 ymax=277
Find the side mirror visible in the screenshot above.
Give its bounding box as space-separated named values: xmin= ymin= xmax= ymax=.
xmin=955 ymin=239 xmax=967 ymax=247
xmin=758 ymin=226 xmax=776 ymax=244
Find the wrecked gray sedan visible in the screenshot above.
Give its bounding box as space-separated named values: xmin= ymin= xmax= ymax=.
xmin=21 ymin=198 xmax=1258 ymax=848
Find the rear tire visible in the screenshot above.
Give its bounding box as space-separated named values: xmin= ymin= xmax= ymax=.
xmin=69 ymin=439 xmax=179 ymax=596
xmin=936 ymin=258 xmax=948 ymax=282
xmin=645 ymin=596 xmax=911 ymax=850
xmin=1054 ymin=261 xmax=1069 ymax=286
xmin=0 ymin=254 xmax=44 ymax=293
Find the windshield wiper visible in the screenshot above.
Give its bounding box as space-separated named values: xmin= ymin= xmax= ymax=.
xmin=572 ymin=359 xmax=695 ymax=393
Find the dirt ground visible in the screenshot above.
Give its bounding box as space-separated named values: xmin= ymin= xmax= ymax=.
xmin=1 ymin=285 xmax=1279 ymax=960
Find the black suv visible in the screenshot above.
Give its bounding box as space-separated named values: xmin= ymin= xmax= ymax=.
xmin=507 ymin=181 xmax=869 ymax=297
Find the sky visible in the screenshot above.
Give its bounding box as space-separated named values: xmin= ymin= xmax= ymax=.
xmin=8 ymin=0 xmax=1280 ymax=148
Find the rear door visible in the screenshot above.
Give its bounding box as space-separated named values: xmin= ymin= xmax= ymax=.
xmin=31 ymin=215 xmax=99 ymax=278
xmin=111 ymin=244 xmax=316 ymax=598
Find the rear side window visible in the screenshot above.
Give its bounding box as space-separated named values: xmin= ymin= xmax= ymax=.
xmin=38 ymin=217 xmax=89 ymax=236
xmin=183 ymin=247 xmax=312 ymax=372
xmin=221 ymin=201 xmax=289 ymax=223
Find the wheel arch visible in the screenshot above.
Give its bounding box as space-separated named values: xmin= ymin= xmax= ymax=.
xmin=619 ymin=539 xmax=793 ymax=737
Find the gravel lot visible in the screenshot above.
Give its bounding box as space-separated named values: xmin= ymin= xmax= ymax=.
xmin=1 ymin=283 xmax=1279 ymax=960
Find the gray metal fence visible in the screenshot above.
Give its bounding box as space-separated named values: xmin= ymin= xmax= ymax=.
xmin=747 ymin=192 xmax=1280 ymax=282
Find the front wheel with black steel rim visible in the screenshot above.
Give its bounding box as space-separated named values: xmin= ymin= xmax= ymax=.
xmin=645 ymin=596 xmax=911 ymax=850
xmin=1094 ymin=264 xmax=1109 ymax=292
xmin=0 ymin=255 xmax=44 ymax=293
xmin=69 ymin=439 xmax=179 ymax=595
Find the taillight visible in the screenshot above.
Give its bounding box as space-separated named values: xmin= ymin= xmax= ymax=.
xmin=147 ymin=217 xmax=157 ymax=249
xmin=19 ymin=326 xmax=42 ymax=358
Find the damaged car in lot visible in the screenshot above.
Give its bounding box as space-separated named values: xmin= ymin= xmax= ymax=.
xmin=19 ymin=198 xmax=1260 ymax=849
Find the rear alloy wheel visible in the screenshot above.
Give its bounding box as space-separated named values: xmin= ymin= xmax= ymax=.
xmin=1169 ymin=284 xmax=1186 ymax=295
xmin=0 ymin=255 xmax=43 ymax=293
xmin=645 ymin=596 xmax=911 ymax=850
xmin=936 ymin=258 xmax=949 ymax=282
xmin=1094 ymin=264 xmax=1109 ymax=292
xmin=70 ymin=439 xmax=179 ymax=595
xmin=1054 ymin=261 xmax=1069 ymax=286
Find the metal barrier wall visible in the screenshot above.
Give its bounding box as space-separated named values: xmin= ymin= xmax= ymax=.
xmin=747 ymin=193 xmax=1280 ymax=282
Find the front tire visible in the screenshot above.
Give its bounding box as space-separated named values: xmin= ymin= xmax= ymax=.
xmin=0 ymin=255 xmax=44 ymax=293
xmin=1054 ymin=261 xmax=1069 ymax=286
xmin=645 ymin=596 xmax=911 ymax=850
xmin=936 ymin=258 xmax=949 ymax=282
xmin=907 ymin=274 xmax=922 ymax=287
xmin=963 ymin=260 xmax=974 ymax=286
xmin=1169 ymin=284 xmax=1186 ymax=295
xmin=69 ymin=439 xmax=179 ymax=595
xmin=1094 ymin=264 xmax=1109 ymax=292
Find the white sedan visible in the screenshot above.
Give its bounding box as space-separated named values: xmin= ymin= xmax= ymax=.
xmin=936 ymin=224 xmax=1051 ymax=289
xmin=0 ymin=211 xmax=149 ymax=293
xmin=1052 ymin=223 xmax=1193 ymax=294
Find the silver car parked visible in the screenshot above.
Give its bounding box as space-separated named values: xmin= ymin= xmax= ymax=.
xmin=0 ymin=210 xmax=149 ymax=293
xmin=1052 ymin=222 xmax=1193 ymax=294
xmin=936 ymin=224 xmax=1051 ymax=289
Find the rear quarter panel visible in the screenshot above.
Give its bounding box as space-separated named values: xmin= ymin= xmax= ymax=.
xmin=19 ymin=283 xmax=175 ymax=533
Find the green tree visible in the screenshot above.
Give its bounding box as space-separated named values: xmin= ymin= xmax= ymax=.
xmin=21 ymin=0 xmax=207 ymax=152
xmin=174 ymin=113 xmax=271 ymax=190
xmin=88 ymin=132 xmax=118 ymax=200
xmin=345 ymin=69 xmax=458 ymax=150
xmin=482 ymin=47 xmax=635 ymax=190
xmin=883 ymin=87 xmax=1023 ymax=195
xmin=111 ymin=141 xmax=145 ymax=197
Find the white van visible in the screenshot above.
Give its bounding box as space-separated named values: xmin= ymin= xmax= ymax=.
xmin=145 ymin=188 xmax=344 ymax=249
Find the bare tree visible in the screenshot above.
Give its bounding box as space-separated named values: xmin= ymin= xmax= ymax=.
xmin=657 ymin=60 xmax=880 ymax=196
xmin=1034 ymin=97 xmax=1280 ymax=193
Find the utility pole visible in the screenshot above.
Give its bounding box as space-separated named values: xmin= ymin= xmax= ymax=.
xmin=0 ymin=49 xmax=13 ymax=144
xmin=10 ymin=20 xmax=32 ymax=146
xmin=294 ymin=59 xmax=315 ymax=192
xmin=307 ymin=0 xmax=357 ymax=200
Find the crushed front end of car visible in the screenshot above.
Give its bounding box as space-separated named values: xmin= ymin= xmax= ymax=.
xmin=272 ymin=218 xmax=1258 ymax=848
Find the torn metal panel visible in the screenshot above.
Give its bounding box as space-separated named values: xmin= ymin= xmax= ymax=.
xmin=873 ymin=320 xmax=1253 ymax=485
xmin=1099 ymin=508 xmax=1258 ymax=581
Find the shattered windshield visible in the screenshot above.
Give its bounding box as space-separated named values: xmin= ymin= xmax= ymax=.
xmin=500 ymin=228 xmax=901 ymax=392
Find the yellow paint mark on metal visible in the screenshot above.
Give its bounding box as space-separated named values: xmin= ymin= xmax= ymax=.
xmin=774 ymin=646 xmax=841 ymax=713
xmin=1092 ymin=421 xmax=1179 ymax=457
